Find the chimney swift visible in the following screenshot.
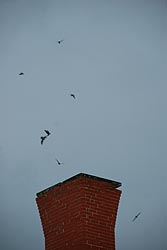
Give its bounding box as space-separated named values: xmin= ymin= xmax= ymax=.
xmin=56 ymin=158 xmax=63 ymax=165
xmin=132 ymin=212 xmax=141 ymax=222
xmin=57 ymin=39 xmax=64 ymax=44
xmin=70 ymin=94 xmax=76 ymax=99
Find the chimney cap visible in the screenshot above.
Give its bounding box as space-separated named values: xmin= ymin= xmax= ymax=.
xmin=36 ymin=173 xmax=122 ymax=197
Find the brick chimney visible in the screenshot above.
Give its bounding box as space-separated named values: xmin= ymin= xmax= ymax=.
xmin=36 ymin=173 xmax=122 ymax=250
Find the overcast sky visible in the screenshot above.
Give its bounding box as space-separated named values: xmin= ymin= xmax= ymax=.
xmin=0 ymin=0 xmax=166 ymax=249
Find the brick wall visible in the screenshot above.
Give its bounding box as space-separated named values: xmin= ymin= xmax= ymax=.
xmin=36 ymin=173 xmax=122 ymax=250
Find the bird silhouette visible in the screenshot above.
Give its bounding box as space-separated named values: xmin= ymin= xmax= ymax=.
xmin=19 ymin=72 xmax=24 ymax=75
xmin=44 ymin=130 xmax=51 ymax=136
xmin=57 ymin=39 xmax=64 ymax=44
xmin=132 ymin=212 xmax=141 ymax=222
xmin=70 ymin=94 xmax=76 ymax=99
xmin=40 ymin=136 xmax=47 ymax=145
xmin=56 ymin=158 xmax=63 ymax=165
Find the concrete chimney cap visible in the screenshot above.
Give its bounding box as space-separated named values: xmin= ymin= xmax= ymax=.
xmin=36 ymin=173 xmax=122 ymax=197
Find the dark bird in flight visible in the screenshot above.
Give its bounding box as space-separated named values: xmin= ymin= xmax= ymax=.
xmin=44 ymin=130 xmax=51 ymax=136
xmin=40 ymin=136 xmax=47 ymax=145
xmin=70 ymin=94 xmax=76 ymax=99
xmin=19 ymin=72 xmax=24 ymax=75
xmin=57 ymin=39 xmax=64 ymax=44
xmin=56 ymin=158 xmax=63 ymax=165
xmin=132 ymin=212 xmax=141 ymax=222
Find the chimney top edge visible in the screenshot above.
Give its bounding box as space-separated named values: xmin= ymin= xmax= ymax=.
xmin=36 ymin=173 xmax=122 ymax=197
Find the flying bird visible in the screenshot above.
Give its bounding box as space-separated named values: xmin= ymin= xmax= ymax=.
xmin=70 ymin=94 xmax=76 ymax=99
xmin=57 ymin=39 xmax=64 ymax=44
xmin=132 ymin=212 xmax=141 ymax=222
xmin=44 ymin=130 xmax=51 ymax=136
xmin=55 ymin=158 xmax=63 ymax=165
xmin=40 ymin=136 xmax=47 ymax=145
xmin=19 ymin=72 xmax=24 ymax=75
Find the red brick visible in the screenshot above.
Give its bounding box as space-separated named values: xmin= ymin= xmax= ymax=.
xmin=36 ymin=173 xmax=122 ymax=250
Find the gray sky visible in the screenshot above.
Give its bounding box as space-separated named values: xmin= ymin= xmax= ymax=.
xmin=0 ymin=0 xmax=166 ymax=249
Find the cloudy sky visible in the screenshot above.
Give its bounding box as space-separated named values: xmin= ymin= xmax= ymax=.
xmin=0 ymin=0 xmax=166 ymax=249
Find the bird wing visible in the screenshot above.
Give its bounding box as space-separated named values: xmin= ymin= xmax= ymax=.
xmin=71 ymin=94 xmax=76 ymax=99
xmin=41 ymin=138 xmax=44 ymax=144
xmin=41 ymin=136 xmax=46 ymax=144
xmin=132 ymin=216 xmax=137 ymax=221
xmin=44 ymin=130 xmax=50 ymax=136
xmin=56 ymin=158 xmax=59 ymax=164
xmin=136 ymin=212 xmax=141 ymax=217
